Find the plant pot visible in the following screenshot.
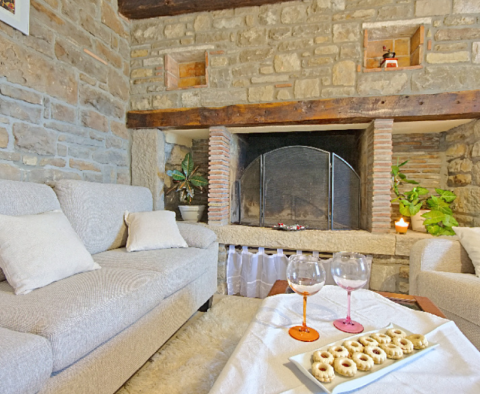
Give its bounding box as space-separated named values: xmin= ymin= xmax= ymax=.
xmin=411 ymin=210 xmax=430 ymax=232
xmin=179 ymin=205 xmax=206 ymax=222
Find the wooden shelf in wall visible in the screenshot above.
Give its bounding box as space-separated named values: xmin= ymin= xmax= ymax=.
xmin=363 ymin=65 xmax=423 ymax=73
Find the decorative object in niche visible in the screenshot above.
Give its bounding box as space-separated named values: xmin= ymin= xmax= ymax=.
xmin=363 ymin=25 xmax=424 ymax=71
xmin=0 ymin=0 xmax=29 ymax=35
xmin=165 ymin=50 xmax=208 ymax=90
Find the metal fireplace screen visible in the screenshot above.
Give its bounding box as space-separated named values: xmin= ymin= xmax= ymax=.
xmin=239 ymin=146 xmax=360 ymax=230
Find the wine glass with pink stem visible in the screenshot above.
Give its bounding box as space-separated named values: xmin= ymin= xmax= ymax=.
xmin=331 ymin=252 xmax=369 ymax=334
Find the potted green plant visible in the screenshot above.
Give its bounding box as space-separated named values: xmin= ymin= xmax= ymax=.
xmin=166 ymin=153 xmax=208 ymax=222
xmin=391 ymin=160 xmax=457 ymax=235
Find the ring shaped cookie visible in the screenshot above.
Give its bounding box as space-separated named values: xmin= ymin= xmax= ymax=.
xmin=334 ymin=357 xmax=357 ymax=377
xmin=328 ymin=345 xmax=350 ymax=359
xmin=364 ymin=345 xmax=387 ymax=364
xmin=380 ymin=343 xmax=404 ymax=359
xmin=313 ymin=350 xmax=334 ymax=365
xmin=312 ymin=362 xmax=335 ymax=383
xmin=371 ymin=333 xmax=391 ymax=345
xmin=386 ymin=328 xmax=407 ymax=339
xmin=407 ymin=334 xmax=428 ymax=350
xmin=358 ymin=336 xmax=378 ymax=347
xmin=352 ymin=352 xmax=374 ymax=371
xmin=393 ymin=337 xmax=414 ymax=354
xmin=343 ymin=340 xmax=364 ymax=355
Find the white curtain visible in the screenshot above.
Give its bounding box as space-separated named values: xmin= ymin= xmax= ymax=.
xmin=226 ymin=246 xmax=373 ymax=299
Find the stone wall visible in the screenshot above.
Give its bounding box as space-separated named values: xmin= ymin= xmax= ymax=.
xmin=0 ymin=0 xmax=131 ymax=184
xmin=444 ymin=119 xmax=480 ymax=226
xmin=130 ymin=0 xmax=480 ymax=110
xmin=391 ymin=132 xmax=445 ymax=224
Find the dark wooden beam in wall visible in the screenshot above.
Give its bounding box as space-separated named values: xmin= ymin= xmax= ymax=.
xmin=119 ymin=0 xmax=295 ymax=19
xmin=127 ymin=90 xmax=480 ymax=129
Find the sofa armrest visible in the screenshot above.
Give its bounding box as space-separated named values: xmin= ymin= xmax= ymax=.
xmin=177 ymin=222 xmax=217 ymax=249
xmin=409 ymin=238 xmax=475 ymax=295
xmin=0 ymin=327 xmax=53 ymax=394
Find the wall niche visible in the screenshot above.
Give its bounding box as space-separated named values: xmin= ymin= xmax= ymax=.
xmin=165 ymin=50 xmax=208 ymax=90
xmin=363 ymin=25 xmax=424 ymax=72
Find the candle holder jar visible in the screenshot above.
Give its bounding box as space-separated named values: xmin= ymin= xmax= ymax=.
xmin=395 ymin=218 xmax=409 ymax=234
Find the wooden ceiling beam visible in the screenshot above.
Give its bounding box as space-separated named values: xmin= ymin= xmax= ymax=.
xmin=118 ymin=0 xmax=295 ymax=19
xmin=127 ymin=90 xmax=480 ymax=129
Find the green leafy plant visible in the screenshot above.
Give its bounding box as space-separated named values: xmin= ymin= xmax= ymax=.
xmin=422 ymin=189 xmax=458 ymax=236
xmin=166 ymin=153 xmax=208 ymax=204
xmin=391 ymin=160 xmax=458 ymax=236
xmin=392 ymin=160 xmax=429 ymax=217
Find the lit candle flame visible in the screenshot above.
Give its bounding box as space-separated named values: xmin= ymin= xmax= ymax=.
xmin=396 ymin=218 xmax=408 ymax=227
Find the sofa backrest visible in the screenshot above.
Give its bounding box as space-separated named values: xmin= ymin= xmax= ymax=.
xmin=53 ymin=180 xmax=153 ymax=255
xmin=0 ymin=179 xmax=61 ymax=281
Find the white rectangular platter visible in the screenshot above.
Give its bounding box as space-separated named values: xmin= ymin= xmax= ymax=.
xmin=289 ymin=324 xmax=438 ymax=394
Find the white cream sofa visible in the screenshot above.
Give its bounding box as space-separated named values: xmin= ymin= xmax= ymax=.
xmin=409 ymin=238 xmax=479 ymax=350
xmin=0 ymin=179 xmax=218 ymax=394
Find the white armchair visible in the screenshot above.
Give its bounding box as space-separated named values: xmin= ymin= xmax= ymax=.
xmin=409 ymin=238 xmax=480 ymax=350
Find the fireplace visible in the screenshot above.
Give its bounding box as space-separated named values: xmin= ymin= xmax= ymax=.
xmin=238 ymin=146 xmax=360 ymax=230
xmin=208 ymin=121 xmax=393 ymax=233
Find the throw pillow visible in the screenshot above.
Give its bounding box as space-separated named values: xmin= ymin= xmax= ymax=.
xmin=177 ymin=222 xmax=217 ymax=249
xmin=125 ymin=210 xmax=188 ymax=252
xmin=0 ymin=210 xmax=100 ymax=295
xmin=453 ymin=227 xmax=480 ymax=277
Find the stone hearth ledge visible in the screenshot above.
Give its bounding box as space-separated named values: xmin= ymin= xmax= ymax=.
xmin=202 ymin=225 xmax=455 ymax=257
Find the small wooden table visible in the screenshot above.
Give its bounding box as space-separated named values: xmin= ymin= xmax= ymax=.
xmin=267 ymin=280 xmax=446 ymax=319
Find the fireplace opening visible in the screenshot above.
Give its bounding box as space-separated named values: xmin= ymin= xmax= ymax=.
xmin=231 ymin=131 xmax=362 ymax=230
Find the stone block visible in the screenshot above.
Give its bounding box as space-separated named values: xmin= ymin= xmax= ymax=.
xmin=306 ymin=57 xmax=334 ymax=66
xmin=281 ymin=5 xmax=307 ymax=24
xmin=101 ymin=0 xmax=127 ymax=38
xmin=143 ymin=57 xmax=164 ymax=67
xmin=79 ymin=84 xmax=124 ymax=119
xmin=0 ymin=163 xmax=22 ymax=181
xmin=258 ymin=7 xmax=279 ymax=25
xmin=333 ymin=9 xmax=376 ymax=21
xmin=111 ymin=120 xmax=129 ymax=140
xmin=333 ymin=60 xmax=356 ymax=86
xmin=13 ymin=123 xmax=56 ymax=155
xmin=294 ymin=78 xmax=320 ymax=99
xmin=181 ymin=91 xmax=202 ymax=107
xmin=153 ymin=94 xmax=177 ymax=109
xmin=448 ymin=158 xmax=473 ymax=173
xmin=213 ymin=17 xmax=244 ymax=29
xmin=0 ymin=85 xmax=42 ymax=105
xmin=322 ymin=87 xmax=355 ymax=98
xmin=0 ymin=97 xmax=42 ymax=124
xmin=131 ymin=48 xmax=149 ymax=58
xmin=435 ymin=42 xmax=468 ymax=52
xmin=238 ymin=27 xmax=267 ymax=46
xmin=446 ymin=143 xmax=467 ymax=159
xmin=69 ymin=159 xmax=101 ymax=172
xmin=277 ymin=90 xmax=291 ymax=100
xmin=164 ymin=24 xmax=185 ymax=39
xmin=81 ymin=110 xmax=108 ymax=133
xmin=333 ymin=23 xmax=361 ymax=43
xmin=412 ymin=66 xmax=480 ymax=92
xmin=378 ymin=5 xmax=413 ymax=20
xmin=196 ymin=31 xmax=230 ymax=44
xmin=452 ymin=186 xmax=480 ymax=214
xmin=274 ymin=53 xmax=301 ymax=72
xmin=130 ymin=97 xmax=151 ymax=111
xmin=251 ymin=75 xmax=289 ymax=84
xmin=472 ymin=162 xmax=480 ymax=185
xmin=131 ymin=21 xmax=163 ymax=44
xmin=269 ymin=27 xmax=291 ymax=40
xmin=453 ymin=0 xmax=480 ymax=13
xmin=131 ymin=68 xmax=153 ymax=78
xmin=448 ymin=174 xmax=471 ymax=186
xmin=294 ymin=24 xmax=330 ymax=38
xmin=278 ymin=39 xmax=314 ymax=52
xmin=240 ymin=48 xmax=274 ymax=63
xmin=210 ymin=57 xmax=229 ymax=67
xmin=435 ymin=28 xmax=480 ymax=41
xmin=426 ymin=52 xmax=470 ymax=64
xmin=194 ymin=14 xmax=212 ymax=31
xmin=0 ymin=127 xmax=8 ymax=148
xmin=473 ymin=42 xmax=480 ymax=64
xmin=51 ymin=103 xmax=76 ymax=124
xmin=444 ymin=15 xmax=476 ymax=26
xmin=358 ymin=73 xmax=408 ymax=96
xmin=107 ymin=68 xmax=129 ymax=101
xmin=92 ymin=150 xmax=128 ymax=167
xmin=40 ymin=157 xmax=66 ymax=167
xmin=315 ymin=45 xmax=339 ymax=56
xmin=248 ymin=85 xmax=274 ymax=102
xmin=68 ymin=146 xmax=91 ymax=160
xmin=415 ymin=0 xmax=452 ymax=16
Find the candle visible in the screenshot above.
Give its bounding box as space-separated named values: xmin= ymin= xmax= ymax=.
xmin=395 ymin=218 xmax=409 ymax=234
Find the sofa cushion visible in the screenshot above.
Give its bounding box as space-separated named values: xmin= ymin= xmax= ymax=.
xmin=417 ymin=271 xmax=480 ymax=326
xmin=0 ymin=179 xmax=61 ymax=283
xmin=93 ymin=243 xmax=218 ymax=299
xmin=0 ymin=327 xmax=53 ymax=394
xmin=0 ymin=267 xmax=164 ymax=372
xmin=177 ymin=222 xmax=217 ymax=249
xmin=53 ymin=180 xmax=153 ymax=255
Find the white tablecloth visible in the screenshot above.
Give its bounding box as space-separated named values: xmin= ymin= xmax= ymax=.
xmin=209 ymin=286 xmax=480 ymax=394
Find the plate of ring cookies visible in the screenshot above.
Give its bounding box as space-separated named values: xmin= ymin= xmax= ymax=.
xmin=289 ymin=324 xmax=438 ymax=394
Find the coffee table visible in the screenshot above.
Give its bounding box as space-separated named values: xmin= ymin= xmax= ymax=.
xmin=209 ymin=286 xmax=480 ymax=394
xmin=268 ymin=280 xmax=446 ymax=318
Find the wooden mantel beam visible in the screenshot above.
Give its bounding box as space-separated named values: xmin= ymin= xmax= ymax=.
xmin=127 ymin=90 xmax=480 ymax=129
xmin=118 ymin=0 xmax=295 ymax=19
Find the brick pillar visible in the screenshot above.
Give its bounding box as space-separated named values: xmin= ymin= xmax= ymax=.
xmin=366 ymin=119 xmax=393 ymax=233
xmin=208 ymin=126 xmax=231 ymax=226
